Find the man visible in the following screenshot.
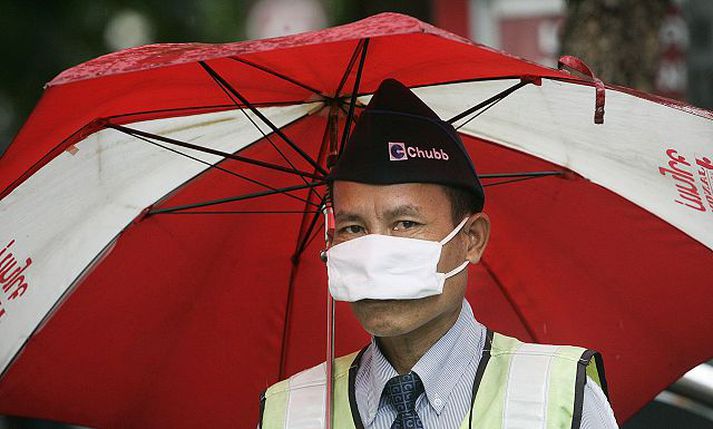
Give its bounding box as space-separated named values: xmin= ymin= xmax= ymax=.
xmin=260 ymin=79 xmax=618 ymax=428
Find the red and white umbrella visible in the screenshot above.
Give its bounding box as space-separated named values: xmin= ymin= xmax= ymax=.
xmin=0 ymin=13 xmax=711 ymax=428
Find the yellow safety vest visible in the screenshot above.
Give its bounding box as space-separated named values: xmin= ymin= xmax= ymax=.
xmin=260 ymin=330 xmax=608 ymax=429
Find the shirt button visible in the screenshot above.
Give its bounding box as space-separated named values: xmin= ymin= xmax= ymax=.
xmin=434 ymin=397 xmax=443 ymax=407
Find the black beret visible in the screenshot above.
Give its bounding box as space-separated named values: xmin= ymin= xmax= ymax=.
xmin=328 ymin=79 xmax=484 ymax=210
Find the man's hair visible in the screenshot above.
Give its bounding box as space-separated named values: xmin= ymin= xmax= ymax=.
xmin=327 ymin=182 xmax=482 ymax=226
xmin=441 ymin=185 xmax=482 ymax=226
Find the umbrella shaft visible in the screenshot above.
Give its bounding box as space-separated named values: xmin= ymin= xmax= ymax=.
xmin=325 ymin=292 xmax=335 ymax=429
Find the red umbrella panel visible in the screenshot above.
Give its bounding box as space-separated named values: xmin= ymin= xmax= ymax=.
xmin=0 ymin=13 xmax=712 ymax=428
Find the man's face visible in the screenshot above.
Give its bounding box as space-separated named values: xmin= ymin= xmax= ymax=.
xmin=331 ymin=181 xmax=489 ymax=338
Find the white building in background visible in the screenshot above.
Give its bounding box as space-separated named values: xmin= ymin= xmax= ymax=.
xmin=246 ymin=0 xmax=327 ymax=40
xmin=433 ymin=0 xmax=563 ymax=67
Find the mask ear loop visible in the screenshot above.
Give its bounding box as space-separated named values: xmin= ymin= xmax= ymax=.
xmin=439 ymin=217 xmax=470 ymax=245
xmin=440 ymin=217 xmax=471 ymax=279
xmin=443 ymin=260 xmax=470 ymax=279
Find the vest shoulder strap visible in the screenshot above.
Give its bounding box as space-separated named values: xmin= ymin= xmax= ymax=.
xmin=260 ymin=351 xmax=360 ymax=429
xmin=467 ymin=332 xmax=607 ymax=429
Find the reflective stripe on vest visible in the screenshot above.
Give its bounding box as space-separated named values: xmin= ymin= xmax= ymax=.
xmin=260 ymin=332 xmax=607 ymax=429
xmin=467 ymin=333 xmax=607 ymax=429
xmin=261 ymin=351 xmax=360 ymax=429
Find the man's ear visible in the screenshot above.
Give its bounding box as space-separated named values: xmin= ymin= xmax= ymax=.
xmin=464 ymin=212 xmax=490 ymax=264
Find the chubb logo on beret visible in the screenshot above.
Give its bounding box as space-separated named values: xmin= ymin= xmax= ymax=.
xmin=388 ymin=142 xmax=449 ymax=162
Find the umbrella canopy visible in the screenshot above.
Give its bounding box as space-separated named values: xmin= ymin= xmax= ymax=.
xmin=0 ymin=13 xmax=711 ymax=428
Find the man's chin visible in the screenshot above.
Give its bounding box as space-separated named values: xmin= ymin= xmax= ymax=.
xmin=350 ymin=299 xmax=419 ymax=337
xmin=364 ymin=323 xmax=411 ymax=338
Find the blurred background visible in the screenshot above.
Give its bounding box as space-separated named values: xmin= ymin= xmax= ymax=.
xmin=2 ymin=0 xmax=712 ymax=156
xmin=0 ymin=0 xmax=711 ymax=427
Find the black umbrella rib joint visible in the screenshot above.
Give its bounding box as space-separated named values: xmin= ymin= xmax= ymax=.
xmin=198 ymin=59 xmax=327 ymax=203
xmin=288 ymin=39 xmax=371 ymax=261
xmin=290 ymin=40 xmax=373 ymax=262
xmin=198 ymin=60 xmax=329 ymax=177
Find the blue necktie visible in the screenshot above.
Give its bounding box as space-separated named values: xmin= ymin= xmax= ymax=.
xmin=384 ymin=372 xmax=425 ymax=429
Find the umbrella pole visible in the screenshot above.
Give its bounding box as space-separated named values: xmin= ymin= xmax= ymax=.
xmin=325 ymin=292 xmax=335 ymax=429
xmin=323 ymin=203 xmax=336 ymax=429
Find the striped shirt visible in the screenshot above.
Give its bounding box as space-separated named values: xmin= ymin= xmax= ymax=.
xmin=354 ymin=299 xmax=618 ymax=428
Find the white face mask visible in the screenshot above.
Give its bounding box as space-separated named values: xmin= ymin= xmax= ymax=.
xmin=326 ymin=218 xmax=470 ymax=302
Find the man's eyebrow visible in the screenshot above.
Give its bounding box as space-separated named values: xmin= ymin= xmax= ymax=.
xmin=334 ymin=212 xmax=363 ymax=223
xmin=334 ymin=205 xmax=424 ymax=223
xmin=384 ymin=204 xmax=423 ymax=219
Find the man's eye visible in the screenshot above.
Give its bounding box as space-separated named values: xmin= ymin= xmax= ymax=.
xmin=341 ymin=225 xmax=364 ymax=235
xmin=394 ymin=220 xmax=419 ymax=231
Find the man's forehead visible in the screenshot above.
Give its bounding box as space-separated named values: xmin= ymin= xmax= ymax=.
xmin=331 ymin=180 xmax=446 ymax=198
xmin=331 ymin=181 xmax=449 ymax=217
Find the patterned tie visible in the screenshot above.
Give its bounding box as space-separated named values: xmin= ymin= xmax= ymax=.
xmin=384 ymin=372 xmax=425 ymax=429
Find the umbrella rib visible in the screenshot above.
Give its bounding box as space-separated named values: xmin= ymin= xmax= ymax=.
xmin=447 ymin=80 xmax=531 ymax=125
xmin=149 ymin=181 xmax=324 ymax=215
xmin=455 ymin=98 xmax=501 ymax=130
xmin=230 ymin=57 xmax=325 ymax=96
xmin=480 ymin=258 xmax=538 ymax=341
xmin=198 ymin=61 xmax=329 ymax=177
xmin=338 ymin=38 xmax=370 ymax=158
xmin=124 ymin=131 xmax=321 ymax=208
xmin=294 ymin=201 xmax=325 ymax=259
xmin=106 ymin=104 xmax=235 ymax=121
xmin=107 ymin=123 xmax=324 ymax=181
xmin=303 ymin=217 xmax=326 ymax=252
xmin=483 ymin=175 xmax=556 ymax=188
xmin=157 ymin=210 xmax=321 ymax=215
xmin=480 ymin=171 xmax=563 ymax=179
xmin=104 ymin=101 xmax=315 ymax=123
xmin=335 ymin=39 xmax=366 ymax=97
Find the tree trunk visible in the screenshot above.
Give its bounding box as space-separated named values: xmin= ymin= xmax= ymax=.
xmin=560 ymin=0 xmax=670 ymax=92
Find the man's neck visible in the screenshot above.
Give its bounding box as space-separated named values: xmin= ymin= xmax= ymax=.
xmin=376 ymin=305 xmax=462 ymax=374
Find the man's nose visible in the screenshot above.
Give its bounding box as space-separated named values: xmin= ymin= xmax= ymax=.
xmin=366 ymin=223 xmax=394 ymax=236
